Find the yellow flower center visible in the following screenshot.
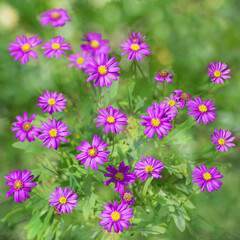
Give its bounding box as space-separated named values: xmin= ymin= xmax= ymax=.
xmin=198 ymin=104 xmax=208 ymax=113
xmin=77 ymin=57 xmax=85 ymax=64
xmin=203 ymin=172 xmax=212 ymax=181
xmin=98 ymin=65 xmax=108 ymax=75
xmin=123 ymin=192 xmax=133 ymax=202
xmin=22 ymin=122 xmax=32 ymax=131
xmin=51 ymin=12 xmax=61 ymax=19
xmin=21 ymin=43 xmax=31 ymax=52
xmin=88 ymin=148 xmax=98 ymax=157
xmin=49 ymin=129 xmax=58 ymax=137
xmin=111 ymin=211 xmax=121 ymax=221
xmin=107 ymin=116 xmax=115 ymax=123
xmin=52 ymin=43 xmax=60 ymax=50
xmin=151 ymin=118 xmax=160 ymax=127
xmin=90 ymin=40 xmax=100 ymax=48
xmin=14 ymin=180 xmax=23 ymax=190
xmin=218 ymin=138 xmax=225 ymax=145
xmin=59 ymin=197 xmax=67 ymax=204
xmin=48 ymin=98 xmax=56 ymax=106
xmin=168 ymin=100 xmax=176 ymax=107
xmin=159 ymin=70 xmax=168 ymax=77
xmin=115 ymin=172 xmax=124 ymax=181
xmin=145 ymin=165 xmax=154 ymax=173
xmin=214 ymin=70 xmax=221 ymax=78
xmin=130 ymin=43 xmax=140 ymax=51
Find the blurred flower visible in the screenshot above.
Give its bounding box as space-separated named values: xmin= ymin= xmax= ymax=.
xmin=154 ymin=70 xmax=172 ymax=83
xmin=85 ymin=54 xmax=120 ymax=88
xmin=95 ymin=106 xmax=128 ymax=134
xmin=8 ymin=35 xmax=42 ymax=65
xmin=75 ymin=135 xmax=110 ymax=170
xmin=40 ymin=8 xmax=71 ymax=27
xmin=99 ymin=200 xmax=133 ymax=233
xmin=192 ymin=164 xmax=223 ymax=192
xmin=41 ymin=36 xmax=71 ymax=59
xmin=134 ymin=156 xmax=164 ymax=181
xmin=128 ymin=32 xmax=146 ymax=43
xmin=211 ymin=129 xmax=235 ymax=152
xmin=67 ymin=51 xmax=91 ymax=70
xmin=163 ymin=94 xmax=181 ymax=116
xmin=38 ymin=118 xmax=70 ymax=150
xmin=206 ymin=61 xmax=231 ymax=84
xmin=11 ymin=111 xmax=39 ymax=142
xmin=49 ymin=187 xmax=78 ymax=214
xmin=4 ymin=169 xmax=37 ymax=203
xmin=173 ymin=90 xmax=192 ymax=109
xmin=0 ymin=4 xmax=19 ymax=29
xmin=121 ymin=191 xmax=135 ymax=206
xmin=104 ymin=162 xmax=135 ymax=194
xmin=187 ymin=96 xmax=217 ymax=125
xmin=36 ymin=90 xmax=67 ymax=115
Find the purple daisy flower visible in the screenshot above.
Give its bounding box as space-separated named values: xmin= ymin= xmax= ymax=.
xmin=49 ymin=187 xmax=78 ymax=214
xmin=4 ymin=169 xmax=37 ymax=203
xmin=75 ymin=135 xmax=110 ymax=170
xmin=187 ymin=96 xmax=217 ymax=125
xmin=134 ymin=156 xmax=164 ymax=181
xmin=140 ymin=102 xmax=173 ymax=139
xmin=67 ymin=51 xmax=91 ymax=70
xmin=104 ymin=162 xmax=136 ymax=194
xmin=121 ymin=191 xmax=135 ymax=206
xmin=192 ymin=164 xmax=223 ymax=192
xmin=81 ymin=32 xmax=110 ymax=57
xmin=99 ymin=201 xmax=133 ymax=233
xmin=85 ymin=54 xmax=120 ymax=88
xmin=211 ymin=129 xmax=235 ymax=152
xmin=163 ymin=94 xmax=181 ymax=116
xmin=206 ymin=61 xmax=231 ymax=84
xmin=173 ymin=90 xmax=192 ymax=109
xmin=120 ymin=38 xmax=151 ymax=61
xmin=8 ymin=35 xmax=42 ymax=65
xmin=40 ymin=8 xmax=71 ymax=27
xmin=38 ymin=118 xmax=71 ymax=150
xmin=154 ymin=70 xmax=173 ymax=84
xmin=41 ymin=36 xmax=71 ymax=59
xmin=95 ymin=106 xmax=128 ymax=134
xmin=11 ymin=111 xmax=39 ymax=142
xmin=129 ymin=32 xmax=146 ymax=43
xmin=36 ymin=90 xmax=67 ymax=115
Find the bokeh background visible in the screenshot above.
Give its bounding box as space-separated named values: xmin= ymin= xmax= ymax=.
xmin=0 ymin=0 xmax=240 ymax=239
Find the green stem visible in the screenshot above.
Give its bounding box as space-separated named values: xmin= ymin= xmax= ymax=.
xmin=179 ymin=187 xmax=200 ymax=207
xmin=163 ymin=81 xmax=166 ymax=99
xmin=142 ymin=178 xmax=153 ymax=196
xmin=136 ymin=62 xmax=146 ymax=79
xmin=195 ymin=82 xmax=215 ymax=97
xmin=41 ymin=162 xmax=59 ymax=177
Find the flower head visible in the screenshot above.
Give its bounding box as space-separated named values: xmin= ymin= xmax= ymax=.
xmin=154 ymin=70 xmax=173 ymax=84
xmin=211 ymin=129 xmax=235 ymax=152
xmin=41 ymin=36 xmax=71 ymax=59
xmin=8 ymin=35 xmax=42 ymax=65
xmin=49 ymin=187 xmax=78 ymax=214
xmin=4 ymin=169 xmax=37 ymax=203
xmin=206 ymin=61 xmax=231 ymax=84
xmin=173 ymin=90 xmax=192 ymax=109
xmin=121 ymin=191 xmax=135 ymax=206
xmin=38 ymin=118 xmax=71 ymax=150
xmin=95 ymin=106 xmax=128 ymax=134
xmin=67 ymin=51 xmax=91 ymax=70
xmin=187 ymin=96 xmax=217 ymax=125
xmin=104 ymin=162 xmax=136 ymax=194
xmin=128 ymin=32 xmax=146 ymax=43
xmin=99 ymin=201 xmax=133 ymax=233
xmin=163 ymin=94 xmax=181 ymax=116
xmin=192 ymin=164 xmax=223 ymax=192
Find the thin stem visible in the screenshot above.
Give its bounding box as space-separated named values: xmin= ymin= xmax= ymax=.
xmin=110 ymin=134 xmax=115 ymax=156
xmin=195 ymin=82 xmax=215 ymax=97
xmin=133 ymin=59 xmax=137 ymax=77
xmin=136 ymin=61 xmax=146 ymax=79
xmin=163 ymin=81 xmax=166 ymax=99
xmin=179 ymin=187 xmax=200 ymax=207
xmin=41 ymin=162 xmax=59 ymax=177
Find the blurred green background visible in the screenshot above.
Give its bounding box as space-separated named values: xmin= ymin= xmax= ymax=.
xmin=0 ymin=0 xmax=240 ymax=239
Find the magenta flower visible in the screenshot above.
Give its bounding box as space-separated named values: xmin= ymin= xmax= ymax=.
xmin=99 ymin=201 xmax=133 ymax=233
xmin=134 ymin=156 xmax=164 ymax=181
xmin=85 ymin=54 xmax=120 ymax=88
xmin=41 ymin=36 xmax=71 ymax=59
xmin=187 ymin=96 xmax=217 ymax=125
xmin=38 ymin=118 xmax=71 ymax=150
xmin=75 ymin=135 xmax=110 ymax=170
xmin=121 ymin=191 xmax=135 ymax=206
xmin=129 ymin=32 xmax=146 ymax=43
xmin=49 ymin=187 xmax=78 ymax=214
xmin=192 ymin=164 xmax=223 ymax=192
xmin=67 ymin=51 xmax=91 ymax=70
xmin=154 ymin=70 xmax=173 ymax=84
xmin=104 ymin=162 xmax=136 ymax=194
xmin=8 ymin=35 xmax=42 ymax=65
xmin=95 ymin=106 xmax=128 ymax=134
xmin=4 ymin=169 xmax=37 ymax=203
xmin=206 ymin=61 xmax=231 ymax=84
xmin=211 ymin=129 xmax=235 ymax=152
xmin=40 ymin=8 xmax=71 ymax=27
xmin=11 ymin=111 xmax=39 ymax=142
xmin=163 ymin=94 xmax=181 ymax=116
xmin=173 ymin=90 xmax=192 ymax=109
xmin=81 ymin=32 xmax=110 ymax=57
xmin=36 ymin=90 xmax=67 ymax=115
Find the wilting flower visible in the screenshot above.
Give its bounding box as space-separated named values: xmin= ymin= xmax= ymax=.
xmin=36 ymin=90 xmax=67 ymax=115
xmin=40 ymin=8 xmax=71 ymax=27
xmin=154 ymin=70 xmax=173 ymax=84
xmin=95 ymin=106 xmax=128 ymax=134
xmin=75 ymin=135 xmax=110 ymax=170
xmin=38 ymin=118 xmax=71 ymax=150
xmin=187 ymin=96 xmax=217 ymax=125
xmin=81 ymin=32 xmax=110 ymax=57
xmin=134 ymin=156 xmax=164 ymax=181
xmin=121 ymin=191 xmax=135 ymax=206
xmin=67 ymin=51 xmax=91 ymax=70
xmin=211 ymin=129 xmax=235 ymax=152
xmin=128 ymin=32 xmax=146 ymax=43
xmin=11 ymin=111 xmax=39 ymax=142
xmin=206 ymin=61 xmax=231 ymax=84
xmin=192 ymin=164 xmax=223 ymax=192
xmin=85 ymin=54 xmax=120 ymax=88
xmin=41 ymin=36 xmax=71 ymax=59
xmin=163 ymin=94 xmax=181 ymax=116
xmin=173 ymin=90 xmax=192 ymax=109
xmin=49 ymin=187 xmax=78 ymax=214
xmin=104 ymin=162 xmax=136 ymax=194
xmin=4 ymin=169 xmax=37 ymax=203
xmin=8 ymin=35 xmax=42 ymax=65
xmin=99 ymin=201 xmax=133 ymax=233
